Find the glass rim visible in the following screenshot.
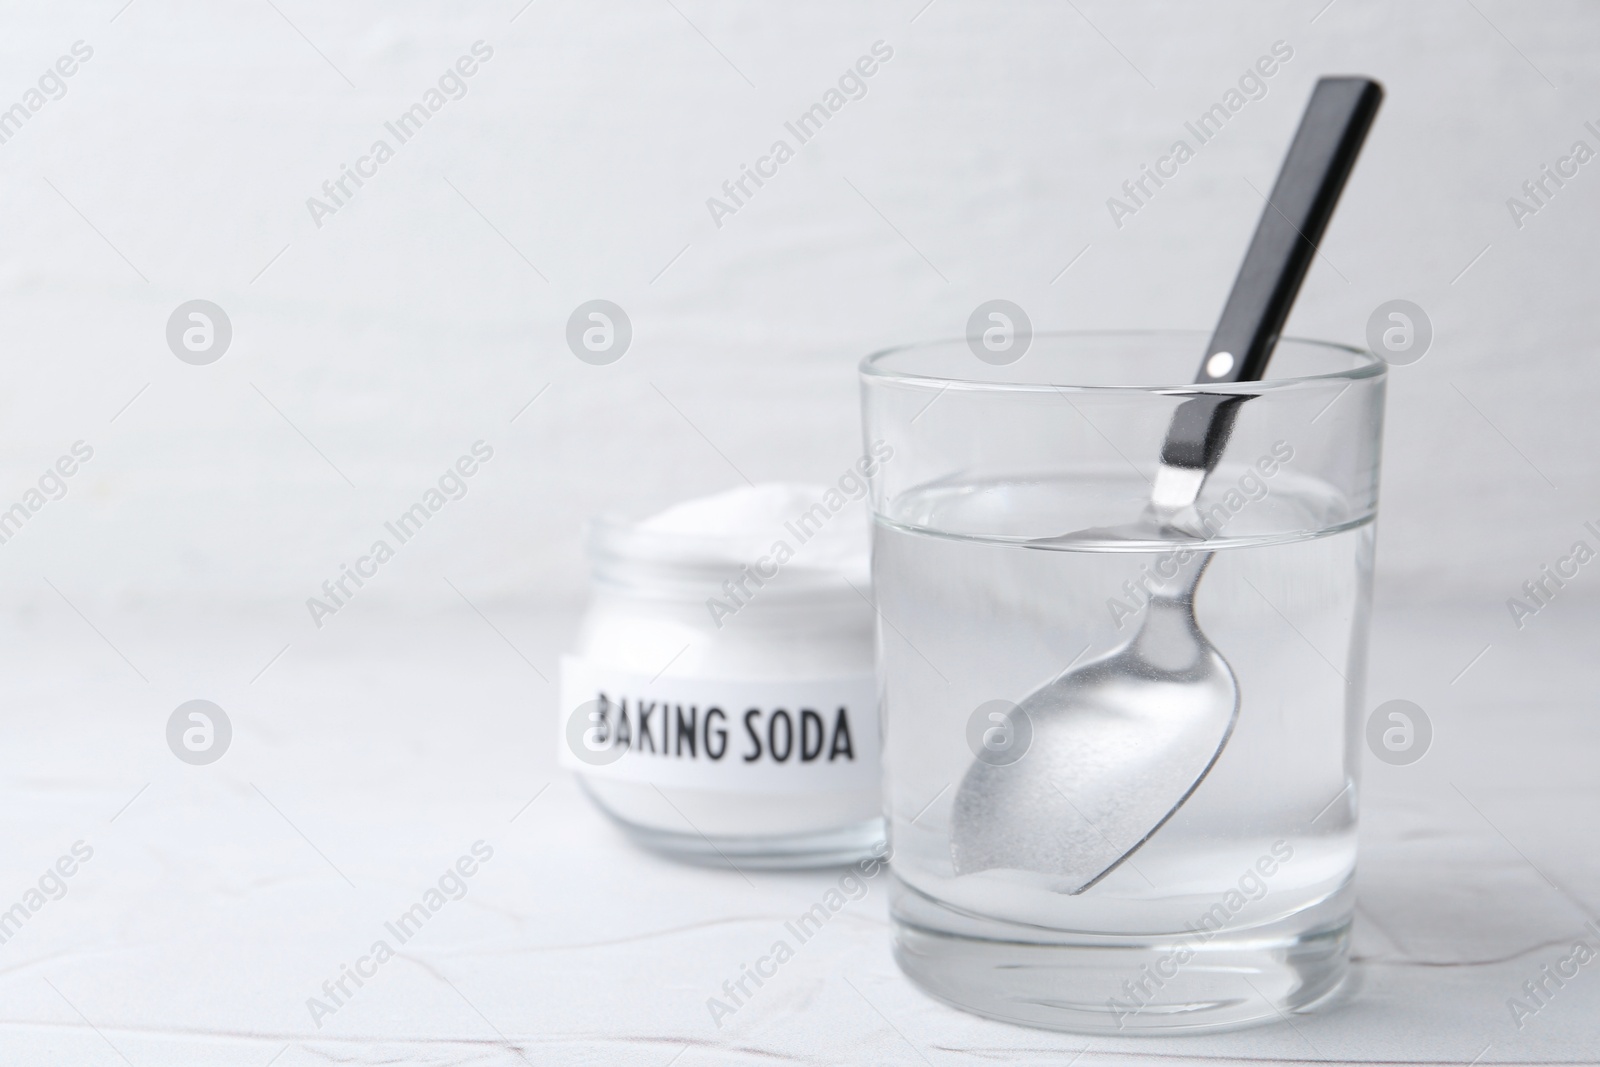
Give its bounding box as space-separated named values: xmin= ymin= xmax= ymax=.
xmin=859 ymin=329 xmax=1383 ymax=395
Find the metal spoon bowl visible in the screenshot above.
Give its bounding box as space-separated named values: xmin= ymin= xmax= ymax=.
xmin=950 ymin=527 xmax=1238 ymax=894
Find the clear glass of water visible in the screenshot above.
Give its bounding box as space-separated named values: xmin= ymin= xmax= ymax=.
xmin=860 ymin=332 xmax=1385 ymax=1033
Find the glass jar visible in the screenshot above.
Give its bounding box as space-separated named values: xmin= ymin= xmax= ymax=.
xmin=561 ymin=486 xmax=886 ymax=868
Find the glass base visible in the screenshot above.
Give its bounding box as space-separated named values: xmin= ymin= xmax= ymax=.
xmin=891 ymin=875 xmax=1350 ymax=1034
xmin=592 ymin=796 xmax=885 ymax=869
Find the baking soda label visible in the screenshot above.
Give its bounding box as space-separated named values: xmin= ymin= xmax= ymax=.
xmin=559 ymin=657 xmax=879 ymax=792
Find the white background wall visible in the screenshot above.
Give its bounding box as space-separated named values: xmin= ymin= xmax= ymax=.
xmin=0 ymin=0 xmax=1595 ymax=640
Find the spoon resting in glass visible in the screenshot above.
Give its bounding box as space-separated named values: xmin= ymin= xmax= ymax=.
xmin=950 ymin=76 xmax=1384 ymax=893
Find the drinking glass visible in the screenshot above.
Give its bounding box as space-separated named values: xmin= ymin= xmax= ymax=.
xmin=860 ymin=331 xmax=1384 ymax=1033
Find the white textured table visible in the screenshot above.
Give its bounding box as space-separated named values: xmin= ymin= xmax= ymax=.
xmin=1 ymin=597 xmax=1596 ymax=1066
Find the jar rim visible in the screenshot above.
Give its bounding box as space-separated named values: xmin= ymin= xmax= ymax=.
xmin=585 ymin=513 xmax=870 ymax=593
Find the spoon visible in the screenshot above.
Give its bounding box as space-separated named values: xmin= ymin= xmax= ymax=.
xmin=950 ymin=76 xmax=1383 ymax=894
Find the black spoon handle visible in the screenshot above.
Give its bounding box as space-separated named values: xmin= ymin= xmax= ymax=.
xmin=1160 ymin=76 xmax=1383 ymax=474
